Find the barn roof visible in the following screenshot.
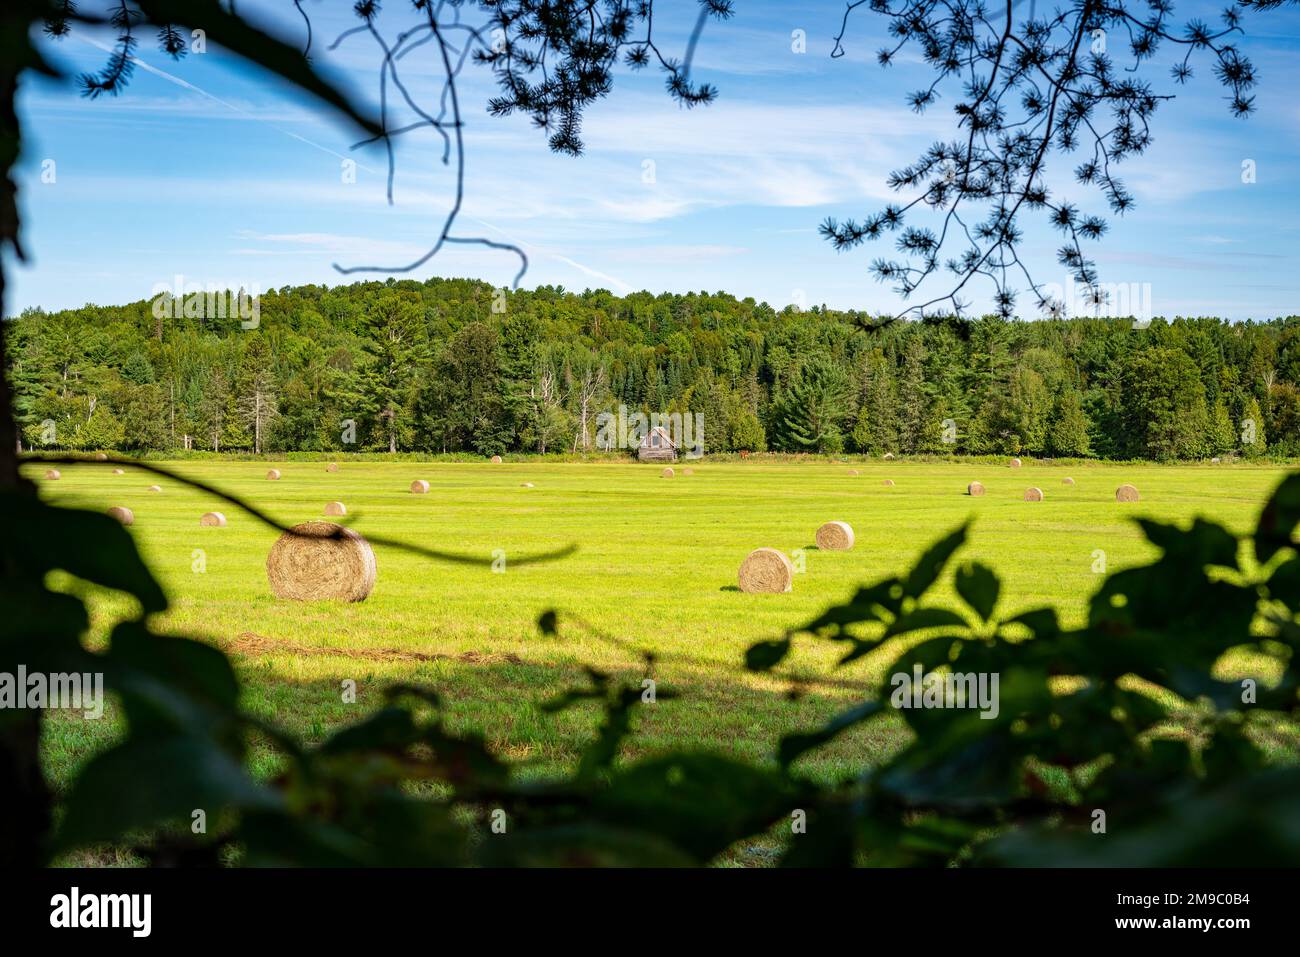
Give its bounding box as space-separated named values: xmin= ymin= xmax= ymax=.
xmin=639 ymin=425 xmax=677 ymax=449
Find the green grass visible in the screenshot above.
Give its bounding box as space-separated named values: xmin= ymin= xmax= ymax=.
xmin=26 ymin=456 xmax=1298 ymax=798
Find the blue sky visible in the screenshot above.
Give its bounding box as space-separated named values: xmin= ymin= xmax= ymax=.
xmin=7 ymin=0 xmax=1300 ymax=319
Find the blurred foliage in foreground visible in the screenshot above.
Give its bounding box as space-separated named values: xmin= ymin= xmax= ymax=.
xmin=3 ymin=468 xmax=1300 ymax=866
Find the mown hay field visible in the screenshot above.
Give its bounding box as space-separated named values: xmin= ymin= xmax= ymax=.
xmin=27 ymin=457 xmax=1299 ymax=798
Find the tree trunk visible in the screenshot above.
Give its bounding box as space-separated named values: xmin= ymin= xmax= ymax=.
xmin=254 ymin=391 xmax=263 ymax=454
xmin=0 ymin=46 xmax=52 ymax=865
xmin=0 ymin=263 xmax=45 ymax=868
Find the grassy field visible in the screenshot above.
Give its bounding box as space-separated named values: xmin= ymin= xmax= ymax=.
xmin=26 ymin=456 xmax=1300 ymax=810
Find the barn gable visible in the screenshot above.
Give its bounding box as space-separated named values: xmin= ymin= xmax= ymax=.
xmin=638 ymin=425 xmax=678 ymax=462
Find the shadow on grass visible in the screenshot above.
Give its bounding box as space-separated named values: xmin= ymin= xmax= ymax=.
xmin=40 ymin=643 xmax=913 ymax=866
xmin=225 ymin=652 xmax=908 ymax=785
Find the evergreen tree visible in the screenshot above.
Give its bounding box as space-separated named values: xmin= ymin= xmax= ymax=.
xmin=728 ymin=404 xmax=766 ymax=452
xmin=1241 ymin=396 xmax=1268 ymax=458
xmin=776 ymin=359 xmax=851 ymax=453
xmin=1049 ymin=390 xmax=1092 ymax=457
xmin=897 ymin=336 xmax=933 ymax=453
xmin=851 ymin=349 xmax=900 ymax=454
xmin=235 ymin=336 xmax=279 ymax=455
xmin=1010 ymin=365 xmax=1052 ymax=455
xmin=120 ymin=351 xmax=155 ymax=385
xmin=358 ymin=293 xmax=425 ymax=453
xmin=1207 ymin=400 xmax=1236 ymax=456
xmin=199 ymin=367 xmax=232 ymax=452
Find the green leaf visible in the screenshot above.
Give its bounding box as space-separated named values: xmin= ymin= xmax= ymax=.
xmin=0 ymin=493 xmax=166 ymax=613
xmin=903 ymin=523 xmax=968 ymax=599
xmin=593 ymin=753 xmax=794 ymax=862
xmin=777 ymin=799 xmax=860 ymax=867
xmin=576 ymin=686 xmax=642 ymax=779
xmin=1137 ymin=517 xmax=1239 ymax=570
xmin=898 ymin=815 xmax=981 ymax=860
xmin=796 ymin=578 xmax=903 ymax=635
xmin=1256 ymin=472 xmax=1300 ymax=564
xmin=242 ymin=800 xmax=469 ymax=867
xmin=419 ymin=726 xmax=510 ymax=791
xmin=882 ymin=606 xmax=969 ymax=639
xmin=745 ymin=637 xmax=791 ymax=672
xmin=955 ymin=561 xmax=1000 ymax=621
xmin=837 ymin=636 xmax=887 ymax=666
xmin=1268 ymin=556 xmax=1300 ymax=607
xmin=1004 ymin=607 xmax=1060 ymax=637
xmin=57 ymin=735 xmax=276 ymax=850
xmin=980 ymin=768 xmax=1300 ymax=866
xmin=108 ymin=622 xmax=240 ymax=735
xmin=1201 ymin=724 xmax=1266 ymax=784
xmin=540 ymin=687 xmax=604 ymax=713
xmin=778 ymin=700 xmax=882 ymax=768
xmin=319 ymin=708 xmax=418 ymax=755
xmin=0 ymin=580 xmax=91 ymax=667
xmin=239 ymin=812 xmax=399 ymax=867
xmin=384 ymin=684 xmax=442 ymax=709
xmin=876 ymin=732 xmax=1024 ymax=809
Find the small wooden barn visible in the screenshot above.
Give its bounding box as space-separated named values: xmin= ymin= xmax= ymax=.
xmin=638 ymin=425 xmax=678 ymax=462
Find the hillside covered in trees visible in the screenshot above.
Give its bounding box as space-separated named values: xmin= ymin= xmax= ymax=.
xmin=7 ymin=277 xmax=1299 ymax=460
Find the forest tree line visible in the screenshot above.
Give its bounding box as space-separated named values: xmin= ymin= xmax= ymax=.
xmin=7 ymin=276 xmax=1300 ymax=460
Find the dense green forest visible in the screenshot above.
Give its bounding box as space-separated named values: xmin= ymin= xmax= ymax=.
xmin=7 ymin=276 xmax=1300 ymax=459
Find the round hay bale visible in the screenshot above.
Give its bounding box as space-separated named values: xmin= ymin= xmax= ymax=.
xmin=490 ymin=455 xmax=503 ymax=464
xmin=883 ymin=452 xmax=895 ymax=460
xmin=326 ymin=462 xmax=339 ymax=473
xmin=112 ymin=468 xmax=125 ymax=475
xmin=662 ymin=467 xmax=675 ymax=478
xmin=967 ymin=481 xmax=985 ymax=497
xmin=738 ymin=548 xmax=794 ymax=594
xmin=1009 ymin=458 xmax=1022 ymax=468
xmin=846 ymin=468 xmax=860 ymax=476
xmin=521 ymin=482 xmax=535 ymax=488
xmin=1115 ymin=484 xmax=1140 ymax=503
xmin=815 ymin=521 xmax=855 ymax=551
xmin=410 ymin=479 xmax=430 ymax=494
xmin=266 ymin=469 xmax=281 ymax=481
xmin=106 ymin=506 xmax=134 ymax=526
xmin=1062 ymin=477 xmax=1075 ymax=486
xmin=682 ymin=467 xmax=694 ymax=476
xmin=324 ymin=501 xmax=347 ymax=517
xmin=147 ymin=485 xmax=162 ymax=493
xmin=1023 ymin=487 xmax=1044 ymax=502
xmin=44 ymin=469 xmax=60 ymax=480
xmin=200 ymin=511 xmax=227 ymax=527
xmin=1211 ymin=457 xmax=1221 ymax=464
xmin=882 ymin=479 xmax=895 ymax=487
xmin=94 ymin=452 xmax=109 ymax=461
xmin=266 ymin=521 xmax=376 ymax=602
